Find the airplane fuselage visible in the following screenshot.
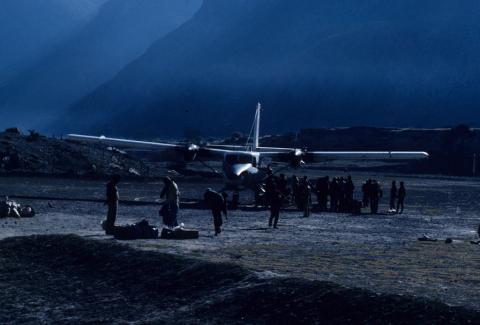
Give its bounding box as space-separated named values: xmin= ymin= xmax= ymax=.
xmin=222 ymin=152 xmax=266 ymax=190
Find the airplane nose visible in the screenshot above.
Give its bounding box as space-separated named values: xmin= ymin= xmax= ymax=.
xmin=230 ymin=164 xmax=252 ymax=177
xmin=231 ymin=165 xmax=245 ymax=177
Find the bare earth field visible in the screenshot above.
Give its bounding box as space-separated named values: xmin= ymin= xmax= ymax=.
xmin=1 ymin=170 xmax=480 ymax=323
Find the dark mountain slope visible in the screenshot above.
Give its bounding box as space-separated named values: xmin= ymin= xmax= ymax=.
xmin=65 ymin=0 xmax=480 ymax=137
xmin=0 ymin=0 xmax=202 ymax=129
xmin=0 ymin=0 xmax=106 ymax=83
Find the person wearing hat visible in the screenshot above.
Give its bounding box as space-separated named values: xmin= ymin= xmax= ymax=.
xmin=204 ymin=188 xmax=227 ymax=235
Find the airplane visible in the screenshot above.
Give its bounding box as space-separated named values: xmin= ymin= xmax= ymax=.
xmin=67 ymin=103 xmax=429 ymax=191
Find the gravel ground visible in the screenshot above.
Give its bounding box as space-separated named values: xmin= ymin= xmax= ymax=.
xmin=0 ymin=235 xmax=478 ymax=324
xmin=1 ymin=171 xmax=480 ymax=315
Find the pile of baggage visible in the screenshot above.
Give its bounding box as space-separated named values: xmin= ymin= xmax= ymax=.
xmin=105 ymin=219 xmax=199 ymax=240
xmin=160 ymin=226 xmax=199 ymax=240
xmin=111 ymin=219 xmax=159 ymax=240
xmin=0 ymin=198 xmax=35 ymax=218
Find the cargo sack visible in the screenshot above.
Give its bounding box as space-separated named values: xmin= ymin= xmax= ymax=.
xmin=160 ymin=227 xmax=199 ymax=240
xmin=114 ymin=219 xmax=159 ymax=240
xmin=20 ymin=206 xmax=35 ymax=218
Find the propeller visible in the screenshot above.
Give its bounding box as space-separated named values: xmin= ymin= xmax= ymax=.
xmin=182 ymin=143 xmax=200 ymax=161
xmin=289 ymin=148 xmax=307 ymax=168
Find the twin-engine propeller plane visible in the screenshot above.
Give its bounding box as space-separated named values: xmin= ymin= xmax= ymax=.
xmin=67 ymin=103 xmax=429 ymax=190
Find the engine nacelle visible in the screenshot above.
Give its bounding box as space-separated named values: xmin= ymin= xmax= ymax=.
xmin=289 ymin=149 xmax=305 ymax=168
xmin=183 ymin=144 xmax=199 ymax=162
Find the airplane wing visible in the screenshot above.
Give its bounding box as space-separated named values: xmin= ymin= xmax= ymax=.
xmin=67 ymin=134 xmax=180 ymax=150
xmin=259 ymin=149 xmax=429 ymax=164
xmin=304 ymin=151 xmax=429 ymax=162
xmin=66 ymin=134 xmax=232 ymax=160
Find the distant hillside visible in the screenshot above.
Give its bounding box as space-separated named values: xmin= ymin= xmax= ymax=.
xmin=0 ymin=0 xmax=106 ymax=83
xmin=63 ymin=0 xmax=480 ymax=137
xmin=0 ymin=0 xmax=202 ymax=129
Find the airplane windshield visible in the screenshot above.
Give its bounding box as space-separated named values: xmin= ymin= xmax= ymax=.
xmin=226 ymin=154 xmax=254 ymax=164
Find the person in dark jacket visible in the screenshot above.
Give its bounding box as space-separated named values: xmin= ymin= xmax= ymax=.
xmin=397 ymin=182 xmax=406 ymax=214
xmin=330 ymin=177 xmax=339 ymax=212
xmin=204 ymin=188 xmax=228 ymax=235
xmin=160 ymin=177 xmax=180 ymax=227
xmin=389 ymin=181 xmax=397 ymax=211
xmin=362 ymin=179 xmax=371 ymax=208
xmin=369 ymin=180 xmax=382 ymax=214
xmin=277 ymin=174 xmax=288 ymax=196
xmin=268 ymin=186 xmax=283 ymax=228
xmin=345 ymin=176 xmax=355 ymax=212
xmin=222 ymin=191 xmax=229 ymax=215
xmin=315 ymin=176 xmax=329 ymax=211
xmin=292 ymin=175 xmax=302 ymax=209
xmin=232 ymin=190 xmax=240 ymax=210
xmin=301 ymin=176 xmax=312 ymax=217
xmin=105 ymin=174 xmax=120 ymax=235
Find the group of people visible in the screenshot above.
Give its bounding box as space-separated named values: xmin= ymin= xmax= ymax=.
xmin=260 ymin=174 xmax=359 ymax=214
xmin=361 ymin=179 xmax=406 ymax=214
xmin=314 ymin=176 xmax=356 ymax=213
xmin=103 ymin=173 xmax=408 ymax=236
xmin=361 ymin=179 xmax=383 ymax=214
xmin=257 ymin=174 xmax=409 ymax=228
xmin=104 ymin=175 xmax=228 ymax=236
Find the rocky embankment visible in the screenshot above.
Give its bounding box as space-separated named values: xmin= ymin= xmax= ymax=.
xmin=0 ymin=128 xmax=151 ymax=178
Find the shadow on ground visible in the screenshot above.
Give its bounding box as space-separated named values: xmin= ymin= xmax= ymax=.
xmin=0 ymin=235 xmax=477 ymax=324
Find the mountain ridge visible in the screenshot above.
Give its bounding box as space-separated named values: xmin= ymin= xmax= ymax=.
xmin=0 ymin=0 xmax=202 ymax=130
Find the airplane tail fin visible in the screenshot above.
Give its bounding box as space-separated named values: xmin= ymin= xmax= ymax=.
xmin=253 ymin=102 xmax=261 ymax=151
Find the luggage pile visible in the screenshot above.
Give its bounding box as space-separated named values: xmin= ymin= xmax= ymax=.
xmin=113 ymin=219 xmax=159 ymax=240
xmin=103 ymin=218 xmax=199 ymax=241
xmin=0 ymin=198 xmax=35 ymax=218
xmin=160 ymin=226 xmax=199 ymax=240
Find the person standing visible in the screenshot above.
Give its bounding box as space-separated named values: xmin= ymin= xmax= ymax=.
xmin=268 ymin=186 xmax=283 ymax=228
xmin=221 ymin=192 xmax=229 ymax=216
xmin=389 ymin=181 xmax=397 ymax=211
xmin=204 ymin=189 xmax=227 ymax=235
xmin=362 ymin=179 xmax=371 ymax=208
xmin=277 ymin=174 xmax=288 ymax=196
xmin=160 ymin=176 xmax=180 ymax=227
xmin=345 ymin=176 xmax=355 ymax=212
xmin=315 ymin=176 xmax=329 ymax=211
xmin=370 ymin=180 xmax=382 ymax=214
xmin=105 ymin=174 xmax=120 ymax=235
xmin=292 ymin=175 xmax=302 ymax=210
xmin=301 ymin=177 xmax=312 ymax=217
xmin=397 ymin=182 xmax=406 ymax=214
xmin=232 ymin=190 xmax=240 ymax=210
xmin=328 ymin=177 xmax=336 ymax=212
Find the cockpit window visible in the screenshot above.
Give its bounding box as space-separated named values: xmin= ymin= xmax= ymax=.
xmin=226 ymin=154 xmax=254 ymax=164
